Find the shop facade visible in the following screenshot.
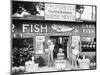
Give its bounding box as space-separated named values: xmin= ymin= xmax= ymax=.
xmin=11 ymin=0 xmax=96 ymax=74
xmin=12 ymin=19 xmax=96 ymax=65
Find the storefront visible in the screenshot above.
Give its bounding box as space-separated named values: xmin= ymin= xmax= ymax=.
xmin=12 ymin=19 xmax=96 ymax=65
xmin=11 ymin=0 xmax=96 ymax=74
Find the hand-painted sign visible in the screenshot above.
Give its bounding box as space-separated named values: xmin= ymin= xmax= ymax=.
xmin=45 ymin=3 xmax=75 ymax=21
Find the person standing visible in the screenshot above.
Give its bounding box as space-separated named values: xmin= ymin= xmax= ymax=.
xmin=57 ymin=48 xmax=65 ymax=59
xmin=72 ymin=45 xmax=80 ymax=68
xmin=47 ymin=40 xmax=55 ymax=67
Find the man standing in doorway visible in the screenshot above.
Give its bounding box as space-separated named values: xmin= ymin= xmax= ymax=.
xmin=47 ymin=40 xmax=55 ymax=67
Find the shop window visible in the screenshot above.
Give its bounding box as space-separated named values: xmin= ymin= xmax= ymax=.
xmin=12 ymin=37 xmax=33 ymax=67
xmin=81 ymin=37 xmax=96 ymax=52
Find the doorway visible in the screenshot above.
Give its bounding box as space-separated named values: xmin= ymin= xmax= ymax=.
xmin=50 ymin=36 xmax=69 ymax=59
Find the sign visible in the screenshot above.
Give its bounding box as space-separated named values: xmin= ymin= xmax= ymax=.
xmin=25 ymin=61 xmax=38 ymax=72
xmin=12 ymin=22 xmax=75 ymax=34
xmin=36 ymin=36 xmax=45 ymax=54
xmin=45 ymin=3 xmax=75 ymax=21
xmin=72 ymin=36 xmax=80 ymax=46
xmin=22 ymin=24 xmax=47 ymax=33
xmin=51 ymin=24 xmax=74 ymax=32
xmin=72 ymin=36 xmax=80 ymax=42
xmin=82 ymin=24 xmax=95 ymax=34
xmin=82 ymin=37 xmax=91 ymax=41
xmin=82 ymin=24 xmax=95 ymax=29
xmin=83 ymin=29 xmax=95 ymax=33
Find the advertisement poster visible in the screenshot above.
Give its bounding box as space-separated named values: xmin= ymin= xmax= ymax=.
xmin=45 ymin=3 xmax=76 ymax=21
xmin=36 ymin=36 xmax=45 ymax=54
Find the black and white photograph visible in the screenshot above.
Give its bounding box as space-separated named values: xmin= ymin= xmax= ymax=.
xmin=11 ymin=0 xmax=96 ymax=74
